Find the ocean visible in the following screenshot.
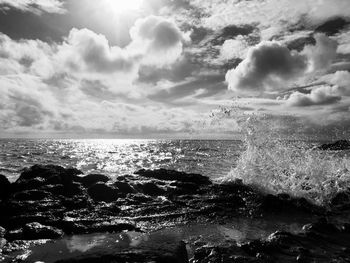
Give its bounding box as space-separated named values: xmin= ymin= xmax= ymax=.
xmin=0 ymin=139 xmax=243 ymax=182
xmin=1 ymin=137 xmax=350 ymax=205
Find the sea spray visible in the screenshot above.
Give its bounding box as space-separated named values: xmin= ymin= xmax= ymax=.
xmin=216 ymin=110 xmax=350 ymax=206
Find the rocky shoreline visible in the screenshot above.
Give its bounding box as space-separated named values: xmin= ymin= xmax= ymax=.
xmin=1 ymin=165 xmax=350 ymax=262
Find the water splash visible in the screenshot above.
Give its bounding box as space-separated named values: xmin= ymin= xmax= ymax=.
xmin=219 ymin=111 xmax=350 ymax=206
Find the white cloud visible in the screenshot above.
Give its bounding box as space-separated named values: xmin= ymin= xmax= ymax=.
xmin=225 ymin=41 xmax=307 ymax=94
xmin=219 ymin=36 xmax=249 ymax=60
xmin=225 ymin=34 xmax=338 ymax=94
xmin=302 ymin=33 xmax=338 ymax=72
xmin=286 ymin=86 xmax=341 ymax=107
xmin=0 ymin=0 xmax=65 ymax=14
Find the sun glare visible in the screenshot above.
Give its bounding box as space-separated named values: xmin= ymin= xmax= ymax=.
xmin=106 ymin=0 xmax=143 ymax=13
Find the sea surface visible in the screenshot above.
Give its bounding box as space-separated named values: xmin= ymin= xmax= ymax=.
xmin=0 ymin=139 xmax=243 ymax=182
xmin=1 ymin=137 xmax=350 ymax=205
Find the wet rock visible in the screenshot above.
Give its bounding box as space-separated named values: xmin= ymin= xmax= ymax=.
xmin=13 ymin=190 xmax=51 ymax=201
xmin=41 ymin=184 xmax=65 ymax=196
xmin=90 ymin=221 xmax=136 ymax=233
xmin=12 ymin=177 xmax=46 ymax=192
xmin=135 ymin=169 xmax=211 ymax=185
xmin=0 ymin=226 xmax=6 ymax=238
xmin=22 ymin=222 xmax=63 ymax=240
xmin=88 ymin=183 xmax=118 ymax=202
xmin=318 ymin=140 xmax=350 ymax=150
xmin=114 ymin=181 xmax=135 ymax=194
xmin=331 ymin=190 xmax=350 ymax=208
xmin=302 ymin=218 xmax=340 ymax=234
xmin=0 ymin=174 xmax=11 ymax=200
xmin=17 ymin=164 xmax=82 ymax=182
xmin=136 ymin=181 xmax=165 ymax=196
xmin=62 ymin=182 xmax=85 ymax=197
xmin=80 ymin=174 xmax=110 ymax=188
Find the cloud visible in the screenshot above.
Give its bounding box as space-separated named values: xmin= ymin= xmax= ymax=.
xmin=225 ymin=41 xmax=307 ymax=93
xmin=287 ymin=86 xmax=341 ymax=107
xmin=302 ymin=33 xmax=338 ymax=72
xmin=225 ymin=34 xmax=338 ymax=94
xmin=0 ymin=0 xmax=65 ymax=14
xmin=57 ymin=28 xmax=137 ymax=74
xmin=220 ymin=36 xmax=250 ymax=60
xmin=129 ymin=15 xmax=190 ymax=66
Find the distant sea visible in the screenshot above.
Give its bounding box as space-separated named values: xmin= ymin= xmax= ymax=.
xmin=0 ymin=139 xmax=243 ymax=182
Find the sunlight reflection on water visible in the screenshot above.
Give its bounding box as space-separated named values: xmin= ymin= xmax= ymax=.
xmin=0 ymin=139 xmax=242 ymax=181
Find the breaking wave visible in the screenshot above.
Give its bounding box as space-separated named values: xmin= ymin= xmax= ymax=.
xmin=220 ymin=113 xmax=350 ymax=206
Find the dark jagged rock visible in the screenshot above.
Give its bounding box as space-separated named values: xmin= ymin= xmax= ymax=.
xmin=22 ymin=222 xmax=63 ymax=240
xmin=193 ymin=220 xmax=350 ymax=262
xmin=135 ymin=168 xmax=211 ymax=185
xmin=318 ymin=140 xmax=350 ymax=150
xmin=114 ymin=181 xmax=135 ymax=194
xmin=17 ymin=164 xmax=82 ymax=182
xmin=88 ymin=183 xmax=118 ymax=202
xmin=3 ymin=164 xmax=348 ymax=262
xmin=260 ymin=194 xmax=322 ymax=214
xmin=136 ymin=181 xmax=165 ymax=196
xmin=330 ymin=190 xmax=350 ymax=209
xmin=0 ymin=174 xmax=11 ymax=200
xmin=62 ymin=182 xmax=85 ymax=197
xmin=80 ymin=174 xmax=110 ymax=188
xmin=13 ymin=190 xmax=51 ymax=201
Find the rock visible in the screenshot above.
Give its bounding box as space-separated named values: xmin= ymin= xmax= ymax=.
xmin=331 ymin=191 xmax=350 ymax=207
xmin=16 ymin=165 xmax=83 ymax=185
xmin=41 ymin=184 xmax=65 ymax=196
xmin=12 ymin=177 xmax=46 ymax=193
xmin=0 ymin=226 xmax=6 ymax=238
xmin=13 ymin=190 xmax=51 ymax=201
xmin=79 ymin=174 xmax=110 ymax=188
xmin=114 ymin=181 xmax=135 ymax=194
xmin=135 ymin=169 xmax=211 ymax=185
xmin=62 ymin=182 xmax=85 ymax=197
xmin=90 ymin=221 xmax=136 ymax=233
xmin=137 ymin=181 xmax=165 ymax=196
xmin=302 ymin=218 xmax=340 ymax=234
xmin=23 ymin=222 xmax=63 ymax=240
xmin=0 ymin=174 xmax=11 ymax=200
xmin=88 ymin=183 xmax=118 ymax=202
xmin=318 ymin=140 xmax=350 ymax=151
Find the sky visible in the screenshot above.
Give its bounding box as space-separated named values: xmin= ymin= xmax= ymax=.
xmin=0 ymin=0 xmax=350 ymax=139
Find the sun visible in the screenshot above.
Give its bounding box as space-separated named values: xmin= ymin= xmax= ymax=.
xmin=105 ymin=0 xmax=143 ymax=13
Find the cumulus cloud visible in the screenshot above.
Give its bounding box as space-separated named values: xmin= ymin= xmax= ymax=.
xmin=302 ymin=33 xmax=338 ymax=72
xmin=220 ymin=36 xmax=250 ymax=60
xmin=225 ymin=34 xmax=338 ymax=94
xmin=0 ymin=0 xmax=65 ymax=14
xmin=129 ymin=15 xmax=190 ymax=66
xmin=57 ymin=28 xmax=137 ymax=74
xmin=225 ymin=41 xmax=307 ymax=93
xmin=287 ymin=86 xmax=341 ymax=107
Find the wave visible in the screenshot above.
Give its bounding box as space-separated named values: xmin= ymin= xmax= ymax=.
xmin=219 ymin=113 xmax=350 ymax=206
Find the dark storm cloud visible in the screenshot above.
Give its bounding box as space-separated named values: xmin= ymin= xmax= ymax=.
xmin=148 ymin=74 xmax=226 ymax=103
xmin=286 ymin=36 xmax=316 ymax=52
xmin=0 ymin=9 xmax=66 ymax=42
xmin=0 ymin=0 xmax=65 ymax=14
xmin=315 ymin=17 xmax=350 ymax=36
